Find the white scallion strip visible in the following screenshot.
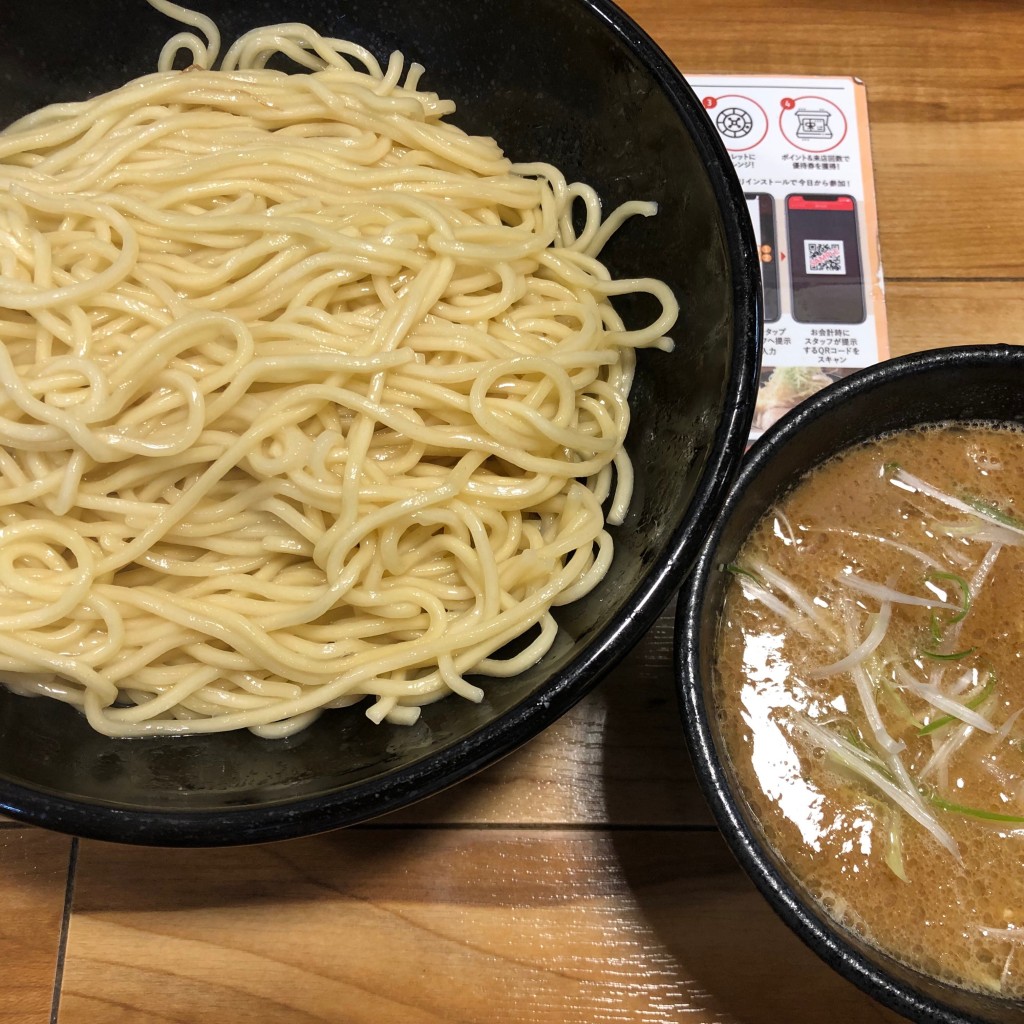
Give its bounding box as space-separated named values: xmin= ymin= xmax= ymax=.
xmin=737 ymin=578 xmax=819 ymax=640
xmin=893 ymin=665 xmax=996 ymax=734
xmin=993 ymin=707 xmax=1023 ymax=745
xmin=797 ymin=715 xmax=959 ymax=859
xmin=1002 ymin=950 xmax=1018 ymax=995
xmin=978 ymin=707 xmax=1024 ymax=760
xmin=815 ymin=526 xmax=947 ymax=571
xmin=807 ymin=603 xmax=891 ymax=679
xmin=919 ymin=719 xmax=975 ymax=784
xmin=836 ymin=571 xmax=961 ymax=609
xmin=927 ymin=542 xmax=1000 ymax=690
xmin=771 ymin=508 xmax=798 ymax=546
xmin=835 ymin=573 xmax=962 ymax=610
xmin=981 ymin=926 xmax=1024 ymax=945
xmin=981 ymin=757 xmax=1017 ymax=792
xmin=884 ymin=809 xmax=909 ymax=883
xmin=868 ymin=688 xmax=928 ymax=805
xmin=833 ymin=600 xmax=934 ymax=803
xmin=970 ymin=542 xmax=1003 ymax=597
xmin=949 ymin=667 xmax=978 ymax=697
xmin=834 ymin=602 xmax=906 ymax=759
xmin=748 ymin=558 xmax=841 ymax=644
xmin=970 ymin=524 xmax=1024 ymax=547
xmin=894 ymin=469 xmax=1024 ymax=540
xmin=977 ymin=524 xmax=1022 ymax=548
xmin=940 ymin=540 xmax=975 ymax=569
xmin=937 ymin=521 xmax=1024 ymax=549
xmin=870 ymin=652 xmax=925 ymax=731
xmin=854 ymin=662 xmax=912 ymax=757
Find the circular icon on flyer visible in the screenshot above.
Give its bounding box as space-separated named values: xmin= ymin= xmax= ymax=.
xmin=779 ymin=95 xmax=848 ymax=153
xmin=716 ymin=106 xmax=754 ymax=139
xmin=707 ymin=94 xmax=768 ymax=152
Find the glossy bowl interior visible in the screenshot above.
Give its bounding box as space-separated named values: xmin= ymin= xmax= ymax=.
xmin=0 ymin=0 xmax=760 ymax=845
xmin=678 ymin=345 xmax=1024 ymax=1024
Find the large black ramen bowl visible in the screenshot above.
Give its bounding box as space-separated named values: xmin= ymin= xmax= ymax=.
xmin=0 ymin=0 xmax=760 ymax=845
xmin=678 ymin=345 xmax=1024 ymax=1024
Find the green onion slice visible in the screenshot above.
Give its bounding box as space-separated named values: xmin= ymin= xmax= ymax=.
xmin=960 ymin=494 xmax=1024 ymax=532
xmin=929 ymin=794 xmax=1024 ymax=824
xmin=925 ymin=570 xmax=971 ymax=625
xmin=921 ymin=646 xmax=978 ymax=662
xmin=917 ymin=672 xmax=996 ymax=737
xmin=724 ymin=562 xmax=765 ymax=586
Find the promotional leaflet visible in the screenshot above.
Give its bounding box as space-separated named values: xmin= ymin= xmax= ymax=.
xmin=687 ymin=75 xmax=888 ymax=439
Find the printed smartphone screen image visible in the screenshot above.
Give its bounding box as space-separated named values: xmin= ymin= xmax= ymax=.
xmin=785 ymin=194 xmax=866 ymax=324
xmin=745 ymin=192 xmax=780 ymax=322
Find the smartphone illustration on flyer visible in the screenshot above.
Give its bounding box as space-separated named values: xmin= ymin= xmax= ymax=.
xmin=745 ymin=192 xmax=780 ymax=322
xmin=785 ymin=194 xmax=866 ymax=324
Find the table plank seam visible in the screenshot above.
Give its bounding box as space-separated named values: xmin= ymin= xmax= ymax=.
xmin=49 ymin=837 xmax=79 ymax=1024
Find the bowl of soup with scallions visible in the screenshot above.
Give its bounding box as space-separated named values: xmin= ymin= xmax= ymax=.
xmin=678 ymin=345 xmax=1024 ymax=1024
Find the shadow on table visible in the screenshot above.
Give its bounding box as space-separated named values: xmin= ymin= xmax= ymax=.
xmin=598 ymin=625 xmax=904 ymax=1024
xmin=609 ymin=825 xmax=905 ymax=1022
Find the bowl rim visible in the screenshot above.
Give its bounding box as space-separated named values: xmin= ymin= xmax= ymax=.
xmin=0 ymin=0 xmax=762 ymax=847
xmin=677 ymin=343 xmax=1024 ymax=1024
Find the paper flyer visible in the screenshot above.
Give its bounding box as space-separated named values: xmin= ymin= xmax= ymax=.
xmin=687 ymin=75 xmax=888 ymax=439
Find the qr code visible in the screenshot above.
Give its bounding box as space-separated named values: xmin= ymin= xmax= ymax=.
xmin=804 ymin=239 xmax=846 ymax=275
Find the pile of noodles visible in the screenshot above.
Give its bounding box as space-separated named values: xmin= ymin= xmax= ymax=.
xmin=0 ymin=0 xmax=678 ymax=737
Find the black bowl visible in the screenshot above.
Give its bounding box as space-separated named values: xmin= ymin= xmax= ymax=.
xmin=678 ymin=345 xmax=1024 ymax=1024
xmin=0 ymin=0 xmax=760 ymax=845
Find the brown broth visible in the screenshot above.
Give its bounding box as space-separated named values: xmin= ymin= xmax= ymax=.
xmin=716 ymin=423 xmax=1024 ymax=997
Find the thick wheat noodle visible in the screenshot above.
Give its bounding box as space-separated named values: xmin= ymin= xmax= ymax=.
xmin=0 ymin=0 xmax=678 ymax=737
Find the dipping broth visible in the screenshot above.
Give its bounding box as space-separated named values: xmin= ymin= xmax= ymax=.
xmin=716 ymin=423 xmax=1024 ymax=998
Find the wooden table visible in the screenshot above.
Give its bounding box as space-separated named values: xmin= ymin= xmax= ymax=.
xmin=3 ymin=2 xmax=1023 ymax=1022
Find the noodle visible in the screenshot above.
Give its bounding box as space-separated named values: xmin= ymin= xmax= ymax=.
xmin=0 ymin=2 xmax=678 ymax=738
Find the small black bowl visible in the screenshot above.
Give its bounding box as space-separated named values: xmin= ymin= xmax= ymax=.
xmin=677 ymin=344 xmax=1024 ymax=1024
xmin=0 ymin=0 xmax=761 ymax=845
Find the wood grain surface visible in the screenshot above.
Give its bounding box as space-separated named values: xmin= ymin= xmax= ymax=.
xmin=0 ymin=827 xmax=72 ymax=1024
xmin=59 ymin=830 xmax=903 ymax=1024
xmin=1 ymin=2 xmax=1022 ymax=1022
